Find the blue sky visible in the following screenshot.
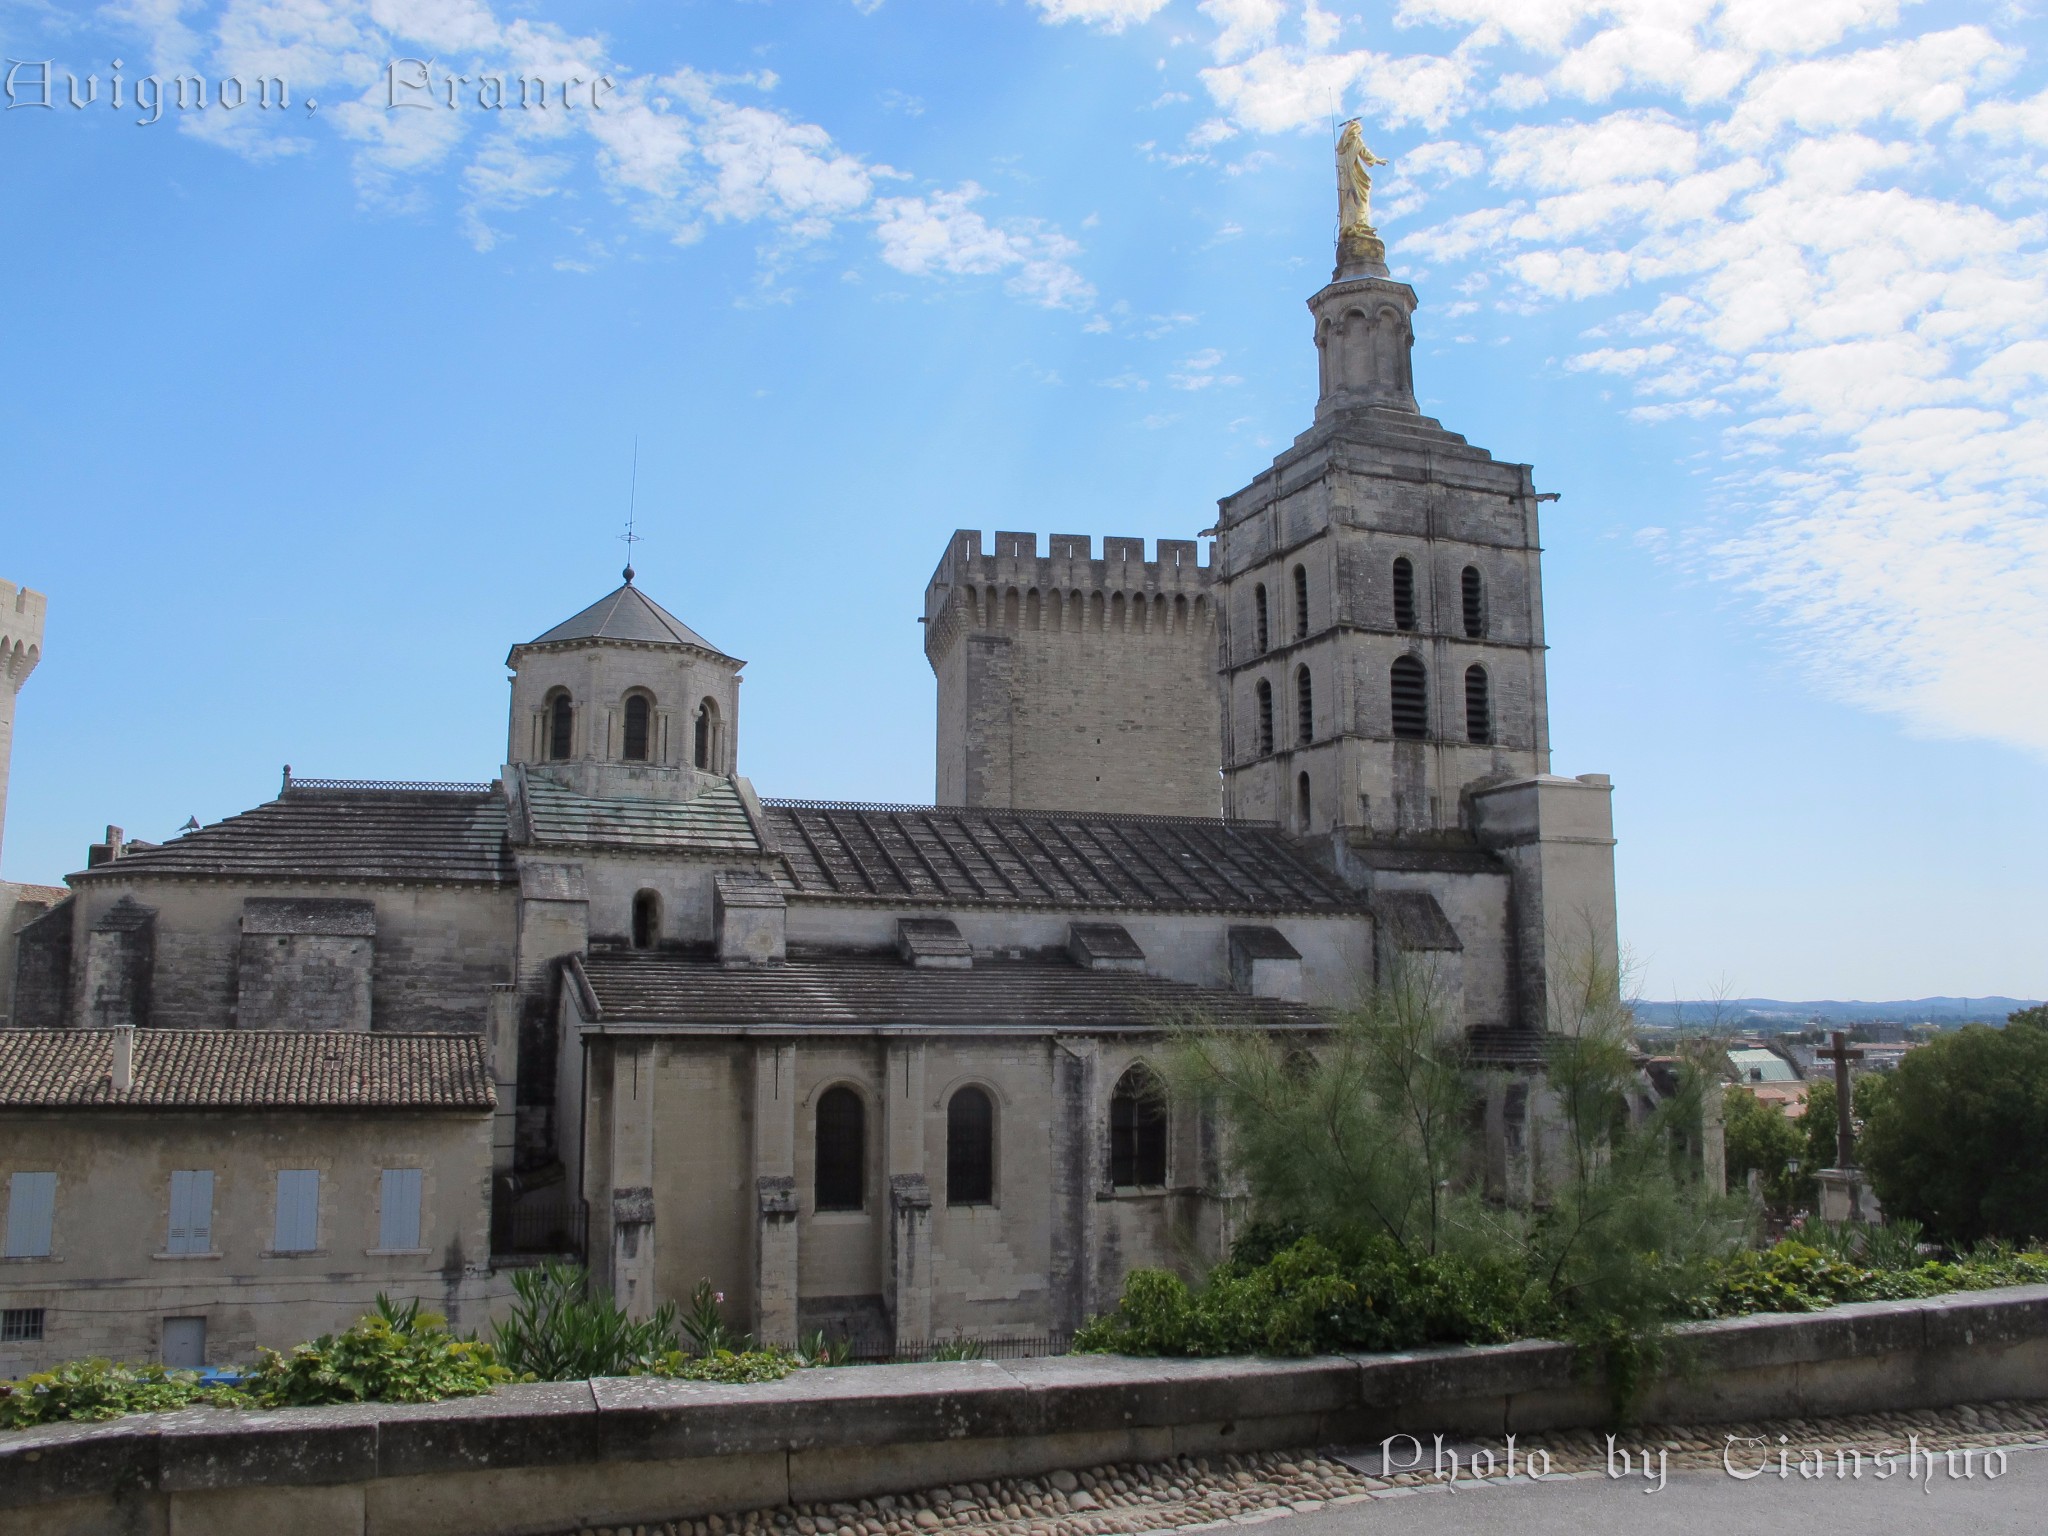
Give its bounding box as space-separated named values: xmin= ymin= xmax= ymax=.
xmin=1 ymin=0 xmax=2043 ymax=1002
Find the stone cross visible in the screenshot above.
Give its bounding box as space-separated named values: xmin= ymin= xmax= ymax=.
xmin=1814 ymin=1029 xmax=1865 ymax=1170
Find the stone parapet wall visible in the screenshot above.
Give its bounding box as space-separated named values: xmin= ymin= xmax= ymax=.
xmin=5 ymin=1284 xmax=2046 ymax=1536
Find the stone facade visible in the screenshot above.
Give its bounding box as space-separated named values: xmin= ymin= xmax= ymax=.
xmin=926 ymin=533 xmax=1220 ymax=817
xmin=0 ymin=578 xmax=49 ymax=1031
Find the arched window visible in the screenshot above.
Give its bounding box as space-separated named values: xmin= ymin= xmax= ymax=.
xmin=693 ymin=699 xmax=717 ymax=771
xmin=1296 ymin=771 xmax=1312 ymax=828
xmin=1461 ymin=566 xmax=1486 ymax=638
xmin=622 ymin=693 xmax=652 ymax=762
xmin=1255 ymin=679 xmax=1274 ymax=756
xmin=814 ymin=1087 xmax=865 ymax=1212
xmin=1465 ymin=664 xmax=1492 ymax=745
xmin=1253 ymin=584 xmax=1269 ymax=653
xmin=1391 ymin=655 xmax=1429 ymax=739
xmin=1292 ymin=564 xmax=1309 ymax=640
xmin=548 ymin=692 xmax=574 ymax=761
xmin=1109 ymin=1065 xmax=1167 ymax=1188
xmin=631 ymin=889 xmax=660 ymax=950
xmin=1295 ymin=665 xmax=1313 ymax=745
xmin=946 ymin=1086 xmax=994 ymax=1206
xmin=1392 ymin=557 xmax=1417 ymax=632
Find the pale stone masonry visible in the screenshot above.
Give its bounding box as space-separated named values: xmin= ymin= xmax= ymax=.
xmin=926 ymin=532 xmax=1221 ymax=818
xmin=0 ymin=578 xmax=51 ymax=1031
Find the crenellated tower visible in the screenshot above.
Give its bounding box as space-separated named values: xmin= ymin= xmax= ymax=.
xmin=925 ymin=531 xmax=1220 ymax=816
xmin=0 ymin=579 xmax=46 ymax=875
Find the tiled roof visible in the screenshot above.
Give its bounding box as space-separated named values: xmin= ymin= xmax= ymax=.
xmin=0 ymin=1030 xmax=493 ymax=1110
xmin=764 ymin=802 xmax=1362 ymax=914
xmin=523 ymin=777 xmax=761 ymax=854
xmin=523 ymin=582 xmax=728 ymax=656
xmin=576 ymin=951 xmax=1329 ymax=1032
xmin=72 ymin=787 xmax=514 ymax=885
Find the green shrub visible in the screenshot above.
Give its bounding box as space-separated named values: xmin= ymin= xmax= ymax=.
xmin=492 ymin=1262 xmax=682 ymax=1381
xmin=251 ymin=1295 xmax=510 ymax=1408
xmin=0 ymin=1359 xmax=246 ymax=1429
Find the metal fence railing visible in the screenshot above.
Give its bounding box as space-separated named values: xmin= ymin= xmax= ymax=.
xmin=491 ymin=1199 xmax=588 ymax=1259
xmin=840 ymin=1333 xmax=1072 ymax=1364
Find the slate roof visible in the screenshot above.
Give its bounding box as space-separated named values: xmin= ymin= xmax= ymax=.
xmin=574 ymin=951 xmax=1329 ymax=1032
xmin=0 ymin=1030 xmax=494 ymax=1111
xmin=522 ymin=582 xmax=729 ymax=656
xmin=71 ymin=786 xmax=514 ymax=885
xmin=764 ymin=802 xmax=1363 ymax=914
xmin=523 ymin=776 xmax=761 ymax=854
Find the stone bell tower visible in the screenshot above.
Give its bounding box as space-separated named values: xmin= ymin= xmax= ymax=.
xmin=1212 ymin=127 xmax=1554 ymax=839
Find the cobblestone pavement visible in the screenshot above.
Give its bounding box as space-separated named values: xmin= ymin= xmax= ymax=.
xmin=551 ymin=1399 xmax=2048 ymax=1536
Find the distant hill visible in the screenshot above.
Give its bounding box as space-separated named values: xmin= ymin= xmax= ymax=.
xmin=1634 ymin=997 xmax=2041 ymax=1030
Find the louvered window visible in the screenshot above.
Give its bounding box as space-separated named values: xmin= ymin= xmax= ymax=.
xmin=1109 ymin=1067 xmax=1167 ymax=1188
xmin=1391 ymin=655 xmax=1429 ymax=739
xmin=946 ymin=1087 xmax=994 ymax=1206
xmin=380 ymin=1168 xmax=423 ymax=1251
xmin=1296 ymin=772 xmax=1312 ymax=828
xmin=1255 ymin=680 xmax=1274 ymax=756
xmin=1254 ymin=584 xmax=1269 ymax=653
xmin=1392 ymin=557 xmax=1417 ymax=632
xmin=1461 ymin=565 xmax=1485 ymax=638
xmin=815 ymin=1087 xmax=865 ymax=1212
xmin=166 ymin=1170 xmax=214 ymax=1255
xmin=1295 ymin=665 xmax=1314 ymax=745
xmin=272 ymin=1169 xmax=319 ymax=1253
xmin=1292 ymin=564 xmax=1309 ymax=640
xmin=3 ymin=1172 xmax=55 ymax=1258
xmin=1465 ymin=665 xmax=1492 ymax=745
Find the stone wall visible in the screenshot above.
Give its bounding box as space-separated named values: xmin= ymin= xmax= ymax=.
xmin=926 ymin=533 xmax=1222 ymax=818
xmin=3 ymin=1285 xmax=2044 ymax=1536
xmin=62 ymin=879 xmax=516 ymax=1034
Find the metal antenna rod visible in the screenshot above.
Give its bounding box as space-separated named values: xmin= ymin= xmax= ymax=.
xmin=620 ymin=436 xmax=643 ymax=583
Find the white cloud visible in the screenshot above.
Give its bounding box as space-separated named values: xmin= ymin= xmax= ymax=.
xmin=1027 ymin=0 xmax=1172 ymax=32
xmin=872 ymin=183 xmax=1096 ymax=309
xmin=1168 ymin=347 xmax=1242 ymax=388
xmin=100 ymin=0 xmax=1088 ymax=309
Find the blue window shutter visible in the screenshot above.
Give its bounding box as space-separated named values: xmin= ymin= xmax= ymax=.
xmin=3 ymin=1172 xmax=55 ymax=1258
xmin=379 ymin=1169 xmax=423 ymax=1251
xmin=273 ymin=1170 xmax=319 ymax=1252
xmin=168 ymin=1170 xmax=214 ymax=1255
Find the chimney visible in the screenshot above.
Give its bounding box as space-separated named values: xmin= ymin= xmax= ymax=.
xmin=110 ymin=1023 xmax=135 ymax=1092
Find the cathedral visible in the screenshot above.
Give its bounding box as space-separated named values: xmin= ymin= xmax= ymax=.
xmin=0 ymin=145 xmax=1617 ymax=1369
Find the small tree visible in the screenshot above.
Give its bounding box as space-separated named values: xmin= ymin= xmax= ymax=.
xmin=1860 ymin=1009 xmax=2048 ymax=1246
xmin=1724 ymin=1085 xmax=1804 ymax=1208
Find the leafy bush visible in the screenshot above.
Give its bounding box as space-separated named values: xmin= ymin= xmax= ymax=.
xmin=1861 ymin=1010 xmax=2048 ymax=1245
xmin=492 ymin=1261 xmax=683 ymax=1381
xmin=1696 ymin=1238 xmax=2048 ymax=1318
xmin=1074 ymin=1231 xmax=1545 ymax=1357
xmin=250 ymin=1295 xmax=510 ymax=1407
xmin=1723 ymin=1085 xmax=1806 ymax=1207
xmin=0 ymin=1359 xmax=246 ymax=1429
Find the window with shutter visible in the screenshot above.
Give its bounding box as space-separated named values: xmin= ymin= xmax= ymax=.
xmin=3 ymin=1172 xmax=55 ymax=1258
xmin=380 ymin=1168 xmax=423 ymax=1251
xmin=167 ymin=1170 xmax=214 ymax=1255
xmin=272 ymin=1170 xmax=320 ymax=1253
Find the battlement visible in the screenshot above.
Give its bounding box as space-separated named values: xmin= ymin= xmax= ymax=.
xmin=1 ymin=580 xmax=46 ymax=692
xmin=924 ymin=529 xmax=1213 ymax=657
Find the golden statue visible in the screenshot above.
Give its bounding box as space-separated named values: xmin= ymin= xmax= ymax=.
xmin=1336 ymin=119 xmax=1388 ymax=235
